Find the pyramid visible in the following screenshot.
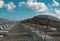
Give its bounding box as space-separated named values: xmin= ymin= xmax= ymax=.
xmin=1 ymin=23 xmax=33 ymax=41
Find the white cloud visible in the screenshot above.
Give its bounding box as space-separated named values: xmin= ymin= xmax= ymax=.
xmin=0 ymin=0 xmax=4 ymax=8
xmin=54 ymin=9 xmax=60 ymax=19
xmin=52 ymin=0 xmax=59 ymax=6
xmin=37 ymin=12 xmax=56 ymax=17
xmin=27 ymin=0 xmax=36 ymax=2
xmin=55 ymin=9 xmax=60 ymax=14
xmin=5 ymin=2 xmax=16 ymax=11
xmin=27 ymin=1 xmax=48 ymax=12
xmin=45 ymin=13 xmax=55 ymax=16
xmin=19 ymin=0 xmax=48 ymax=12
xmin=19 ymin=2 xmax=25 ymax=7
xmin=44 ymin=9 xmax=60 ymax=19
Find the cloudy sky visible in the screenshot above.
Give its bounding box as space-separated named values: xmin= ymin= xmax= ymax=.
xmin=0 ymin=0 xmax=60 ymax=21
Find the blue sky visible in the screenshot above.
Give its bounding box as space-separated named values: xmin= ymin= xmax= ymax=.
xmin=0 ymin=0 xmax=60 ymax=21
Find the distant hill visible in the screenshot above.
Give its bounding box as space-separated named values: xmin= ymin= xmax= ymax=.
xmin=0 ymin=18 xmax=18 ymax=24
xmin=0 ymin=18 xmax=18 ymax=31
xmin=34 ymin=15 xmax=60 ymax=22
xmin=20 ymin=15 xmax=60 ymax=28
